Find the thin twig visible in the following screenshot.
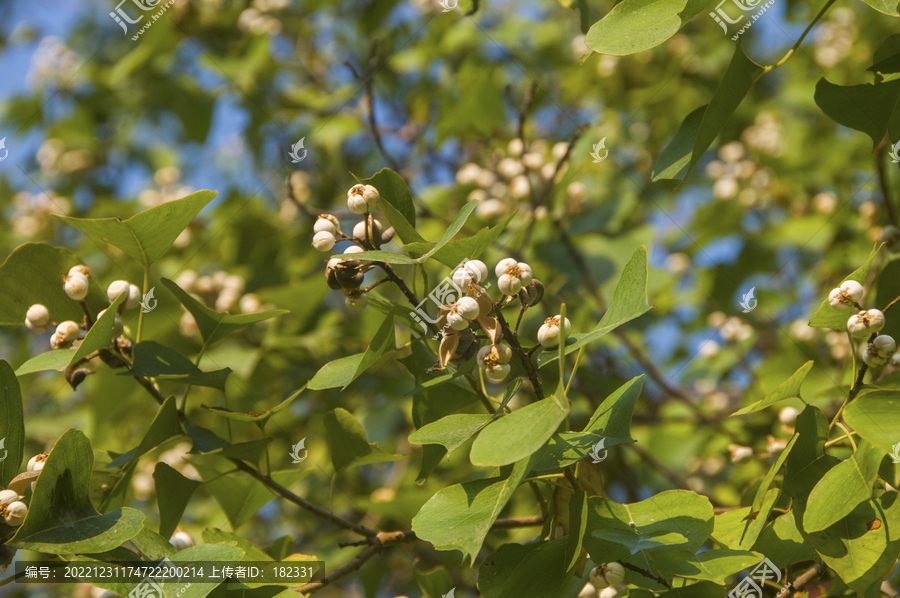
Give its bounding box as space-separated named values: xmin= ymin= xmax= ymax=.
xmin=297 ymin=544 xmax=381 ymax=595
xmin=229 ymin=459 xmax=377 ymax=538
xmin=620 ymin=562 xmax=672 ymax=590
xmin=492 ymin=302 xmax=544 ymax=400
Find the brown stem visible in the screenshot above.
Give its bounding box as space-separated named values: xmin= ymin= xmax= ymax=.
xmin=883 ymin=293 xmax=900 ymax=313
xmin=79 ymin=300 xmax=94 ymax=329
xmin=792 ymin=563 xmax=824 ymax=592
xmin=491 ymin=515 xmax=544 ymax=529
xmin=529 ymin=481 xmax=549 ymax=521
xmin=377 ymin=262 xmax=439 ymax=336
xmin=297 ymin=543 xmax=381 ymax=595
xmin=620 ymin=561 xmax=672 ymax=590
xmin=876 ymin=133 xmax=898 ymax=228
xmin=492 ymin=303 xmax=544 ymax=400
xmin=229 ymin=459 xmax=377 ymax=538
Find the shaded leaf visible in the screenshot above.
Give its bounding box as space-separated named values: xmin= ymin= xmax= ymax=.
xmin=324 ymin=408 xmax=404 ymax=472
xmin=154 ymin=463 xmax=201 ymax=539
xmin=56 ymin=190 xmax=216 ymax=267
xmin=161 ymin=278 xmax=288 ymax=346
xmin=733 ymin=361 xmax=813 ymax=415
xmin=125 ymin=341 xmax=232 ymax=390
xmin=478 ymin=538 xmax=568 ymax=598
xmin=0 ymin=361 xmax=25 ymax=488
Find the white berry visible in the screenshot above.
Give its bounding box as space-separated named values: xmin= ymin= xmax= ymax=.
xmin=347 ymin=193 xmax=368 ymax=215
xmin=453 ymin=260 xmax=488 ymax=289
xmin=126 ymin=284 xmax=141 ymax=309
xmin=873 ymin=335 xmax=897 ymax=358
xmin=170 ymin=530 xmax=195 ymax=550
xmin=345 ymin=293 xmax=368 ymax=312
xmin=848 ymin=309 xmax=885 ymax=338
xmin=27 ymin=453 xmax=47 ymax=472
xmin=498 ymin=273 xmax=522 ymax=295
xmin=68 ymin=265 xmax=91 ymax=279
xmin=344 ymin=245 xmax=364 ymax=255
xmin=484 ymin=363 xmax=510 ymax=381
xmin=495 ymin=258 xmax=518 ymax=278
xmin=447 ymin=311 xmax=469 ymax=331
xmin=828 ymin=280 xmax=864 ymax=310
xmin=56 ymin=321 xmax=81 ymax=342
xmin=314 ymin=217 xmax=337 ymax=235
xmin=353 ymin=219 xmax=382 ymax=241
xmin=778 ymin=406 xmax=799 ymax=427
xmin=64 ymin=273 xmax=89 ymax=301
xmin=456 ymin=297 xmax=480 ymax=320
xmin=25 ymin=304 xmax=50 ymax=333
xmin=0 ymin=490 xmax=18 ymax=507
xmin=312 ymin=231 xmax=336 ymax=252
xmin=538 ymin=316 xmax=572 ymax=348
xmin=4 ymin=501 xmax=27 ymax=526
xmin=107 ymin=280 xmax=131 ymax=304
xmin=862 ymin=344 xmax=888 ymax=368
xmin=577 ymin=582 xmax=597 ymax=598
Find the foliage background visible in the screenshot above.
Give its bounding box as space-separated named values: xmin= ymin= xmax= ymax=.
xmin=0 ymin=0 xmax=899 ymax=595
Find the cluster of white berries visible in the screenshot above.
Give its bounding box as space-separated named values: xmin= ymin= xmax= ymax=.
xmin=495 ymin=258 xmax=533 ymax=296
xmin=0 ymin=490 xmax=27 ymax=527
xmin=312 ymin=184 xmax=399 ymax=313
xmin=457 ymin=139 xmax=571 ymax=220
xmin=578 ymin=562 xmax=625 ymax=598
xmin=477 ymin=343 xmax=512 ymax=381
xmin=826 ymin=279 xmax=897 ymax=368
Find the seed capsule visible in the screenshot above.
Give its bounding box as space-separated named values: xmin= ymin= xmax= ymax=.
xmin=107 ymin=280 xmax=131 ymax=304
xmin=4 ymin=501 xmax=27 ymax=526
xmin=64 ymin=273 xmax=89 ymax=301
xmin=312 ymin=231 xmax=336 ymax=252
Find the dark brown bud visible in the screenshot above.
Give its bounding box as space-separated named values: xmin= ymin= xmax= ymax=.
xmin=326 ymin=265 xmax=342 ymax=290
xmin=65 ymin=367 xmax=93 ymax=390
xmin=520 ymin=279 xmax=544 ymax=307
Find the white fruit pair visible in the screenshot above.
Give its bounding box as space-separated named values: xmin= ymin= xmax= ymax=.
xmin=25 ymin=303 xmax=51 ymax=333
xmin=107 ymin=280 xmax=141 ymax=309
xmin=452 ymin=260 xmax=488 ymax=290
xmin=477 ymin=344 xmax=512 ymax=380
xmin=828 ymin=280 xmax=864 ymax=310
xmin=51 ymin=320 xmax=81 ymax=350
xmin=64 ymin=265 xmax=92 ymax=301
xmin=538 ymin=316 xmax=572 ymax=348
xmin=589 ymin=562 xmax=625 ymax=590
xmin=862 ymin=334 xmax=897 ymax=367
xmin=347 ymin=184 xmax=380 ymax=214
xmin=495 ymin=258 xmax=533 ymax=296
xmin=0 ymin=490 xmax=27 ymax=527
xmin=847 ymin=309 xmax=885 ymax=338
xmin=446 ymin=297 xmax=481 ymax=331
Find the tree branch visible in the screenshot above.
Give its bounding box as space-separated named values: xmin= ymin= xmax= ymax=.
xmin=228 ymin=459 xmax=377 ymax=538
xmin=492 ymin=300 xmax=544 ymax=400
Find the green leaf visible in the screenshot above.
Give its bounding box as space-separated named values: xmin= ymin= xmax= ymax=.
xmin=584 ymin=490 xmax=714 ymax=563
xmin=750 ymin=436 xmax=795 ymax=515
xmin=584 ymin=0 xmax=701 ymax=57
xmin=324 ymin=408 xmax=404 ymax=472
xmin=656 ymin=582 xmax=724 ymax=598
xmin=751 ymin=511 xmax=818 ymax=568
xmin=202 ymin=385 xmax=306 ymax=426
xmin=106 ymin=396 xmax=183 ymax=468
xmin=565 ymin=490 xmax=588 ymax=572
xmin=814 ymin=78 xmax=900 ymax=148
xmin=804 ymin=440 xmax=884 ymax=532
xmin=409 ymin=212 xmax=517 ymax=268
xmin=534 ymin=376 xmax=644 ymax=470
xmin=436 ymin=63 xmax=506 ymax=143
xmin=265 ymin=535 xmax=295 ymax=561
xmin=356 ymin=168 xmax=421 ymax=242
xmin=198 ymin=438 xmax=274 ymax=463
xmin=784 ymin=405 xmax=840 ymax=499
xmin=809 ymin=244 xmax=882 ymax=329
xmin=858 ymin=0 xmax=899 ymax=18
xmin=869 ymin=34 xmax=900 ymax=76
xmin=651 ymin=549 xmax=764 ymax=583
xmin=652 ymin=45 xmax=764 ymax=181
xmin=203 ymin=527 xmax=273 ymax=562
xmin=733 ymin=361 xmax=813 ymax=415
xmin=161 ymin=278 xmax=288 ymax=347
xmin=652 ymin=106 xmax=706 ymax=182
xmin=796 ymin=493 xmax=900 ymax=594
xmin=469 ymin=394 xmax=569 ymax=467
xmin=844 ymin=389 xmax=900 ymax=454
xmin=478 ymin=538 xmax=569 ymax=598
xmin=593 ymin=528 xmax=689 ymax=555
xmin=308 ymin=307 xmax=400 ymax=390
xmin=539 ymin=246 xmax=650 ymax=367
xmin=191 ymin=462 xmax=297 ymax=530
xmin=71 ymin=290 xmax=127 ymax=364
xmin=125 ymin=341 xmax=232 ymax=390
xmin=154 ymin=463 xmax=201 ymax=539
xmin=408 ymin=414 xmax=494 ymax=453
xmin=55 ymin=190 xmax=216 ymax=267
xmin=412 ymin=454 xmax=539 ymax=561
xmin=415 ymin=565 xmax=455 ymax=598
xmin=405 ymin=200 xmax=479 ymax=262
xmin=8 ymin=429 xmax=145 ymax=553
xmin=15 ymin=349 xmax=77 ymax=375
xmin=710 ymin=488 xmax=779 ymax=551
xmin=328 ymin=249 xmax=422 ymax=264
xmin=0 ymin=242 xmax=108 ymax=326
xmin=0 ymin=361 xmax=25 ymax=488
